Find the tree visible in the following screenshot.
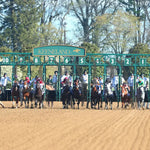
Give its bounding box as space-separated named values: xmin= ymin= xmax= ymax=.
xmin=70 ymin=0 xmax=118 ymax=45
xmin=119 ymin=0 xmax=149 ymax=44
xmin=96 ymin=10 xmax=139 ymax=54
xmin=0 ymin=0 xmax=40 ymax=52
xmin=127 ymin=43 xmax=150 ymax=77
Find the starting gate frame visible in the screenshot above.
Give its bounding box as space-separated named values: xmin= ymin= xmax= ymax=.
xmin=0 ymin=46 xmax=150 ymax=104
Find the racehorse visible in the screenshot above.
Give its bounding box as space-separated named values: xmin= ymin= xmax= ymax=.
xmin=72 ymin=79 xmax=81 ymax=109
xmin=23 ymin=80 xmax=31 ymax=108
xmin=11 ymin=81 xmax=19 ymax=108
xmin=121 ymin=82 xmax=130 ymax=108
xmin=104 ymin=78 xmax=113 ymax=110
xmin=19 ymin=80 xmax=24 ymax=107
xmin=91 ymin=85 xmax=102 ymax=109
xmin=137 ymin=85 xmax=145 ymax=109
xmin=34 ymin=80 xmax=43 ymax=109
xmin=61 ymin=79 xmax=71 ymax=109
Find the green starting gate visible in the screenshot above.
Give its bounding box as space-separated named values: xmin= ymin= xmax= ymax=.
xmin=0 ymin=45 xmax=150 ymax=104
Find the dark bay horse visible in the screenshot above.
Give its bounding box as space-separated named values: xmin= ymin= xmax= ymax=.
xmin=11 ymin=81 xmax=19 ymax=108
xmin=34 ymin=81 xmax=43 ymax=109
xmin=72 ymin=79 xmax=81 ymax=109
xmin=91 ymin=85 xmax=101 ymax=109
xmin=121 ymin=82 xmax=130 ymax=108
xmin=61 ymin=79 xmax=71 ymax=109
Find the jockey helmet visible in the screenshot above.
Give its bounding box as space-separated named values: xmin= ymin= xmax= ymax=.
xmin=39 ymin=80 xmax=43 ymax=84
xmin=35 ymin=75 xmax=38 ymax=79
xmin=25 ymin=77 xmax=29 ymax=80
xmin=138 ymin=79 xmax=144 ymax=86
xmin=27 ymin=80 xmax=30 ymax=84
xmin=4 ymin=73 xmax=7 ymax=77
xmin=19 ymin=80 xmax=24 ymax=84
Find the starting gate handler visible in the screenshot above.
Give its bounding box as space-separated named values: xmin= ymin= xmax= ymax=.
xmin=1 ymin=73 xmax=11 ymax=101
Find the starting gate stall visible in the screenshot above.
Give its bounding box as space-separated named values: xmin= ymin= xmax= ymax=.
xmin=0 ymin=46 xmax=150 ymax=107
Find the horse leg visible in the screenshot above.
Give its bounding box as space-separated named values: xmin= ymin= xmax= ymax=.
xmin=16 ymin=96 xmax=19 ymax=108
xmin=39 ymin=97 xmax=43 ymax=109
xmin=110 ymin=95 xmax=113 ymax=110
xmin=105 ymin=96 xmax=108 ymax=110
xmin=0 ymin=101 xmax=5 ymax=108
xmin=72 ymin=97 xmax=75 ymax=109
xmin=24 ymin=96 xmax=27 ymax=108
xmin=20 ymin=94 xmax=23 ymax=107
xmin=12 ymin=96 xmax=15 ymax=108
xmin=26 ymin=96 xmax=29 ymax=108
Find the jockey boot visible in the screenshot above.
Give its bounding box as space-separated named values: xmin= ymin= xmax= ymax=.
xmin=63 ymin=105 xmax=65 ymax=109
xmin=77 ymin=104 xmax=79 ymax=109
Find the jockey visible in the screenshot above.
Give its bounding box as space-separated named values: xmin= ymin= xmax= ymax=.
xmin=30 ymin=75 xmax=38 ymax=90
xmin=140 ymin=74 xmax=148 ymax=88
xmin=61 ymin=77 xmax=68 ymax=87
xmin=13 ymin=75 xmax=19 ymax=84
xmin=61 ymin=71 xmax=70 ymax=82
xmin=73 ymin=78 xmax=81 ymax=94
xmin=104 ymin=78 xmax=113 ymax=109
xmin=138 ymin=79 xmax=144 ymax=87
xmin=25 ymin=76 xmax=30 ymax=84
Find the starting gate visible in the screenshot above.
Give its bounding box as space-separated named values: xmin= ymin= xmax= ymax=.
xmin=0 ymin=45 xmax=150 ymax=104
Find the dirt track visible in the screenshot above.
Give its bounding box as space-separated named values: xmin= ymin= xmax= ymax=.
xmin=0 ymin=101 xmax=150 ymax=150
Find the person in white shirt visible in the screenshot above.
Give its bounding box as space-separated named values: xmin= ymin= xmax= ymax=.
xmin=0 ymin=81 xmax=4 ymax=108
xmin=82 ymin=70 xmax=88 ymax=107
xmin=1 ymin=73 xmax=11 ymax=100
xmin=52 ymin=71 xmax=58 ymax=89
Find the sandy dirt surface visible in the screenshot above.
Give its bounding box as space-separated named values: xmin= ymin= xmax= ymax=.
xmin=0 ymin=101 xmax=150 ymax=150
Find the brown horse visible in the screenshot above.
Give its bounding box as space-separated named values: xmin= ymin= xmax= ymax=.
xmin=34 ymin=80 xmax=43 ymax=108
xmin=11 ymin=81 xmax=19 ymax=108
xmin=23 ymin=81 xmax=31 ymax=108
xmin=91 ymin=86 xmax=100 ymax=109
xmin=72 ymin=79 xmax=81 ymax=109
xmin=121 ymin=82 xmax=130 ymax=108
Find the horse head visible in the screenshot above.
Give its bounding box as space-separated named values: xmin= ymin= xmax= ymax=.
xmin=24 ymin=80 xmax=28 ymax=89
